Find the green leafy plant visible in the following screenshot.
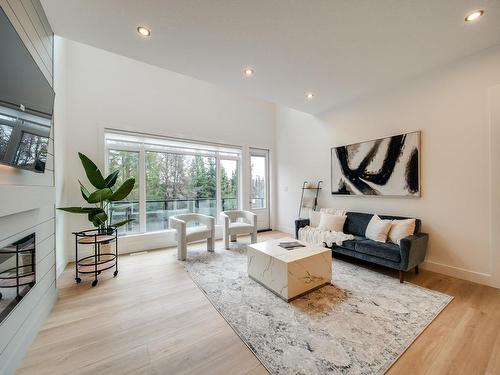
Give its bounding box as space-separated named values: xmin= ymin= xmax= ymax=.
xmin=58 ymin=153 xmax=136 ymax=232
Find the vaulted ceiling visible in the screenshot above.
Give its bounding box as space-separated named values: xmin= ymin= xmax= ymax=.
xmin=42 ymin=0 xmax=500 ymax=114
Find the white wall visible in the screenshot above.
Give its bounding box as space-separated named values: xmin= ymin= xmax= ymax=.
xmin=276 ymin=45 xmax=500 ymax=288
xmin=60 ymin=39 xmax=276 ymax=261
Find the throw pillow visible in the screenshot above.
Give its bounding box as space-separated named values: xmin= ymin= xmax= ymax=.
xmin=309 ymin=210 xmax=322 ymax=227
xmin=365 ymin=214 xmax=392 ymax=243
xmin=320 ymin=208 xmax=347 ymax=216
xmin=388 ymin=218 xmax=416 ymax=245
xmin=317 ymin=213 xmax=346 ymax=232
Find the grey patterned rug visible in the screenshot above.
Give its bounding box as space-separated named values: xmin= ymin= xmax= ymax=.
xmin=184 ymin=245 xmax=452 ymax=375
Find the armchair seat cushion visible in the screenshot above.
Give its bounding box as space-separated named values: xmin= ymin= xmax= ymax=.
xmin=355 ymin=240 xmax=401 ymax=263
xmin=228 ymin=222 xmax=254 ymax=235
xmin=185 ymin=226 xmax=212 ymax=242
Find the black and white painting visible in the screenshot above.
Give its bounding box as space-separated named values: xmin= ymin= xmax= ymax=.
xmin=331 ymin=131 xmax=420 ymax=196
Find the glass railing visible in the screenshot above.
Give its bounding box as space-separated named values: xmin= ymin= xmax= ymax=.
xmin=109 ymin=197 xmax=241 ymax=234
xmin=250 ymin=197 xmax=265 ymax=209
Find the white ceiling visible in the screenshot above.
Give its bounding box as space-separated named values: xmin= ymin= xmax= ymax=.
xmin=41 ymin=0 xmax=500 ymax=114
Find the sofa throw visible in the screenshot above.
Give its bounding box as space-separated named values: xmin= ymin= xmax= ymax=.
xmin=298 ymin=226 xmax=354 ymax=247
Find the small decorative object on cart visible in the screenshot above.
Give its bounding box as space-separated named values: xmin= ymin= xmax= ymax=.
xmin=58 ymin=153 xmax=136 ymax=286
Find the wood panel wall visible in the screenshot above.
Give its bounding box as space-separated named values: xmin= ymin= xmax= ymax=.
xmin=0 ymin=1 xmax=57 ymax=374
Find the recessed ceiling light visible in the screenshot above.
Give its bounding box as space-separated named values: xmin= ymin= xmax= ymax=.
xmin=243 ymin=68 xmax=255 ymax=77
xmin=306 ymin=92 xmax=315 ymax=100
xmin=465 ymin=10 xmax=484 ymax=22
xmin=137 ymin=26 xmax=151 ymax=37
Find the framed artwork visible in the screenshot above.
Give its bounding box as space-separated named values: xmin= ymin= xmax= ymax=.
xmin=331 ymin=131 xmax=420 ymax=196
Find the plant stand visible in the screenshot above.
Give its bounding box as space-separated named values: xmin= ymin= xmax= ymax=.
xmin=74 ymin=228 xmax=118 ymax=287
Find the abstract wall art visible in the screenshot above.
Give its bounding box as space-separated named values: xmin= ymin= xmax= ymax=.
xmin=331 ymin=131 xmax=420 ymax=196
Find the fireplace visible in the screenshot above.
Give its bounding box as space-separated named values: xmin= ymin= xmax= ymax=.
xmin=0 ymin=233 xmax=36 ymax=322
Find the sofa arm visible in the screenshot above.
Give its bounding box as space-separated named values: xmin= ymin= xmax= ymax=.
xmin=400 ymin=232 xmax=429 ymax=271
xmin=295 ymin=218 xmax=310 ymax=239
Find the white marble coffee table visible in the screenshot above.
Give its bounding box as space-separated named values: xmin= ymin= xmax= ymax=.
xmin=247 ymin=237 xmax=332 ymax=302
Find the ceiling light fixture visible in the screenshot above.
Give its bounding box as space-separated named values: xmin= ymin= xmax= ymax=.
xmin=465 ymin=10 xmax=484 ymax=22
xmin=137 ymin=26 xmax=151 ymax=37
xmin=243 ymin=68 xmax=255 ymax=77
xmin=306 ymin=92 xmax=315 ymax=100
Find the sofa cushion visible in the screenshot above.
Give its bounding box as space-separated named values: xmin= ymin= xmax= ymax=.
xmin=355 ymin=240 xmax=401 ymax=263
xmin=345 ymin=212 xmax=421 ymax=235
xmin=318 ymin=213 xmax=346 ymax=232
xmin=339 ymin=235 xmax=365 ymax=251
xmin=380 ymin=214 xmax=421 ymax=234
xmin=344 ymin=212 xmax=374 ymax=236
xmin=309 ymin=210 xmax=321 ymax=227
xmin=388 ymin=219 xmax=416 ymax=244
xmin=365 ymin=214 xmax=392 ymax=243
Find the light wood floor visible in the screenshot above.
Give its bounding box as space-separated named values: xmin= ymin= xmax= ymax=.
xmin=18 ymin=231 xmax=500 ymax=375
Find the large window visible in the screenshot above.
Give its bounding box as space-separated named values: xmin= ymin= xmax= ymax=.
xmin=106 ymin=132 xmax=241 ymax=235
xmin=220 ymin=159 xmax=239 ymax=211
xmin=145 ymin=152 xmax=217 ymax=231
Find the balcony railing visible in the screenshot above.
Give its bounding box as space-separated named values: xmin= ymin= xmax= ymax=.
xmin=109 ymin=197 xmax=267 ymax=234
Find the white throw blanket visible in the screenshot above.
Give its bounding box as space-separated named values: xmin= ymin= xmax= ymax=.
xmin=298 ymin=226 xmax=354 ymax=247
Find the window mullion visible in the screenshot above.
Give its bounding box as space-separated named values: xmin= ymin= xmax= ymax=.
xmin=139 ymin=146 xmax=147 ymax=233
xmin=216 ymin=154 xmax=222 ymax=223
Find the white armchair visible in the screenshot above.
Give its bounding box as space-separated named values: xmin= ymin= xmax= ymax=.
xmin=169 ymin=213 xmax=215 ymax=261
xmin=221 ymin=210 xmax=257 ymax=250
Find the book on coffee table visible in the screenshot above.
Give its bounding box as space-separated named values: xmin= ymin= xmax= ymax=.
xmin=278 ymin=241 xmax=306 ymax=250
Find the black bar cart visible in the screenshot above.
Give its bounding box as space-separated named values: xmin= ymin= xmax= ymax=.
xmin=0 ymin=233 xmax=36 ymax=302
xmin=73 ymin=228 xmax=118 ymax=287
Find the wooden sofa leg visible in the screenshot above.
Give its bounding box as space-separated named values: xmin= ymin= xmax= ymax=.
xmin=399 ymin=271 xmax=404 ymax=283
xmin=415 ymin=265 xmax=419 ymax=275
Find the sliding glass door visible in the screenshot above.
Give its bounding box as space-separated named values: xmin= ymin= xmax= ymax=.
xmin=249 ymin=148 xmax=270 ymax=231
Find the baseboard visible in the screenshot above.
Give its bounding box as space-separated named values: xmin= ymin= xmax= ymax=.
xmin=56 ymin=260 xmax=67 ymax=279
xmin=422 ymin=260 xmax=498 ymax=288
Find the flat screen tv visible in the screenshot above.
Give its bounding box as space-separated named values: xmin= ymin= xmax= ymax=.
xmin=0 ymin=7 xmax=54 ymax=173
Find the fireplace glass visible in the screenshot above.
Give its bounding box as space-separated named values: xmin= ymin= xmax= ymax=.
xmin=0 ymin=233 xmax=36 ymax=322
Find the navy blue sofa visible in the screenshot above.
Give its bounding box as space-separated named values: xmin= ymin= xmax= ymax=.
xmin=295 ymin=212 xmax=428 ymax=282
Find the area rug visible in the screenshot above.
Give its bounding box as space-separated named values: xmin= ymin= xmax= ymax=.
xmin=184 ymin=245 xmax=452 ymax=375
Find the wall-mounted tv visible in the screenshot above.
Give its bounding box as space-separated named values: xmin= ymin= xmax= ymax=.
xmin=0 ymin=7 xmax=54 ymax=173
xmin=0 ymin=109 xmax=50 ymax=173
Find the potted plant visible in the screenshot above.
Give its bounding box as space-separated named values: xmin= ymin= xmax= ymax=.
xmin=58 ymin=153 xmax=136 ymax=233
